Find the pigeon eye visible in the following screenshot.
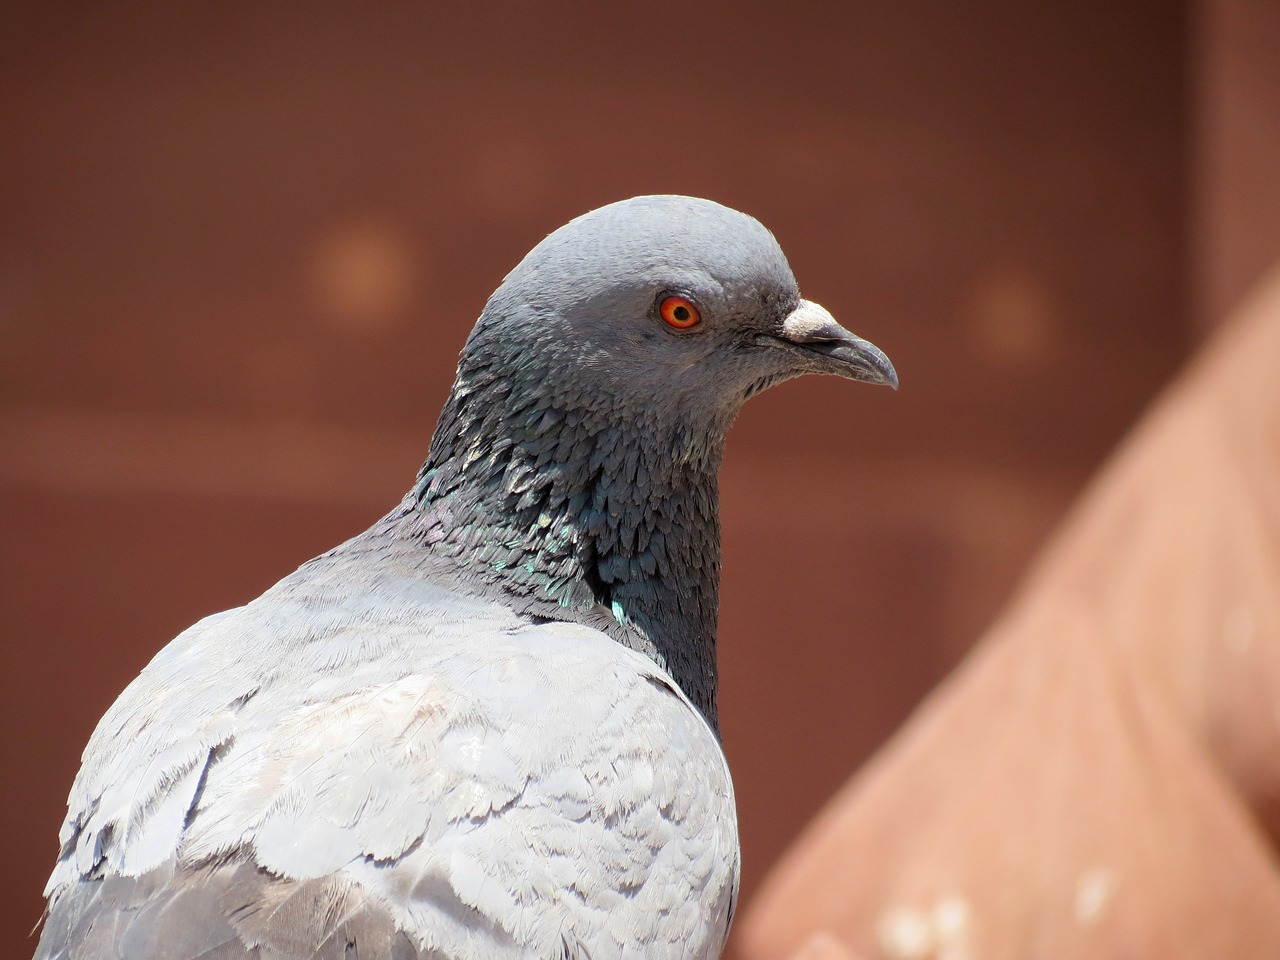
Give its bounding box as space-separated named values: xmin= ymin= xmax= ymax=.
xmin=659 ymin=295 xmax=701 ymax=330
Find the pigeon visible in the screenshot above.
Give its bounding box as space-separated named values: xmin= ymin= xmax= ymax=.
xmin=35 ymin=195 xmax=897 ymax=960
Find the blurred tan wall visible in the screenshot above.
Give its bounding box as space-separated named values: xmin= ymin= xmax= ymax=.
xmin=0 ymin=1 xmax=1196 ymax=953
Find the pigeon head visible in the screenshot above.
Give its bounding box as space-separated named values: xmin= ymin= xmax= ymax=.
xmin=390 ymin=195 xmax=895 ymax=729
xmin=458 ymin=195 xmax=896 ymax=462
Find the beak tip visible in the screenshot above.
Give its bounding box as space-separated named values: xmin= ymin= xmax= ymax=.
xmin=858 ymin=342 xmax=898 ymax=391
xmin=880 ymin=358 xmax=900 ymax=391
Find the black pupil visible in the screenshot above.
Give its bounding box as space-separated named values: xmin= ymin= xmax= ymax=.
xmin=673 ymin=305 xmax=690 ymax=322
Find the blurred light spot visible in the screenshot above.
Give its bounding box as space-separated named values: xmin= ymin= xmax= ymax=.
xmin=933 ymin=895 xmax=972 ymax=960
xmin=1074 ymin=867 xmax=1116 ymax=926
xmin=877 ymin=904 xmax=933 ymax=959
xmin=878 ymin=896 xmax=975 ymax=960
xmin=309 ymin=218 xmax=420 ymax=333
xmin=962 ymin=266 xmax=1059 ymax=368
xmin=472 ymin=134 xmax=555 ymax=218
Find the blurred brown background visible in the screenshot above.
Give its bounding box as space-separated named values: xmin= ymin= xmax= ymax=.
xmin=2 ymin=0 xmax=1278 ymax=955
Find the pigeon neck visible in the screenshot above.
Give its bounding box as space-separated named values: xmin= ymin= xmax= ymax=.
xmin=382 ymin=373 xmax=728 ymax=730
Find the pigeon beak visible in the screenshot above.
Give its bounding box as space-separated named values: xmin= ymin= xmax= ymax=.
xmin=774 ymin=299 xmax=899 ymax=389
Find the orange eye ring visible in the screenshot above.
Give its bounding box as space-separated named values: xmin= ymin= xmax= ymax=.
xmin=659 ymin=295 xmax=701 ymax=329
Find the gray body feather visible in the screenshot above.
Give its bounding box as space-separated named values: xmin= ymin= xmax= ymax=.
xmin=39 ymin=861 xmax=420 ymax=959
xmin=39 ymin=543 xmax=737 ymax=959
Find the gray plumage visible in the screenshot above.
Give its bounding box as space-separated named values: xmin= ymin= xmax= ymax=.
xmin=36 ymin=195 xmax=896 ymax=960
